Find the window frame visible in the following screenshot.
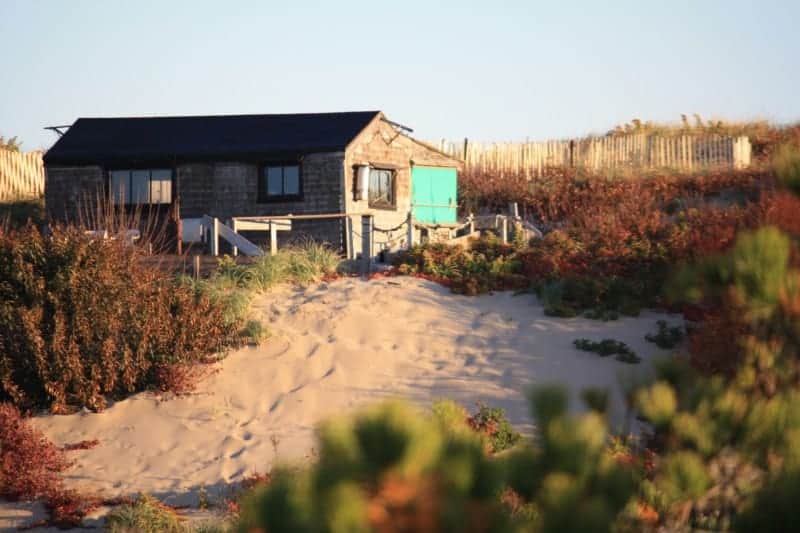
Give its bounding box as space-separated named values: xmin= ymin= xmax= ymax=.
xmin=107 ymin=168 xmax=174 ymax=206
xmin=258 ymin=163 xmax=303 ymax=203
xmin=367 ymin=167 xmax=396 ymax=210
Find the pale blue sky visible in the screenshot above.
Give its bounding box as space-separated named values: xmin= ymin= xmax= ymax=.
xmin=1 ymin=0 xmax=798 ymax=151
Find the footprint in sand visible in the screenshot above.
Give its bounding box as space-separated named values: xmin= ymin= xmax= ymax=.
xmin=269 ymin=396 xmax=283 ymax=413
xmin=307 ymin=343 xmax=321 ymax=358
xmin=229 ymin=447 xmax=247 ymax=459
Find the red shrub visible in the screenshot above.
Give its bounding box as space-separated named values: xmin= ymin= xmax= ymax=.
xmin=0 ymin=224 xmax=231 ymax=412
xmin=0 ymin=403 xmax=69 ymax=501
xmin=459 ymin=167 xmax=773 ymax=227
xmin=686 ymin=308 xmax=748 ymax=376
xmin=764 ymin=191 xmax=800 ymax=238
xmin=44 ymin=489 xmax=102 ymax=529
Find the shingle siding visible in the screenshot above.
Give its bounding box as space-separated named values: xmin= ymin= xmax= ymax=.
xmin=177 ymin=153 xmax=344 ymax=249
xmin=45 ymin=165 xmax=105 ymax=222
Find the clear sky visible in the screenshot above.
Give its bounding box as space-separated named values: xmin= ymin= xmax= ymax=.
xmin=1 ymin=0 xmax=798 ymax=151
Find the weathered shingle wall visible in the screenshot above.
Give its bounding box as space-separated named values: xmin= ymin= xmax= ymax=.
xmin=177 ymin=153 xmax=345 ymax=249
xmin=45 ymin=165 xmax=105 ymax=222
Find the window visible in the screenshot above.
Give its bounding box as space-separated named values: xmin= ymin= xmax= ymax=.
xmin=260 ymin=165 xmax=301 ymax=201
xmin=368 ymin=168 xmax=394 ymax=208
xmin=109 ymin=169 xmax=172 ymax=205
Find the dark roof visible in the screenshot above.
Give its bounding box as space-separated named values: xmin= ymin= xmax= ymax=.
xmin=43 ymin=111 xmax=382 ymax=166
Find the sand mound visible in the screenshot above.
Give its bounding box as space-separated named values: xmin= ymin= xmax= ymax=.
xmin=20 ymin=277 xmax=679 ymax=509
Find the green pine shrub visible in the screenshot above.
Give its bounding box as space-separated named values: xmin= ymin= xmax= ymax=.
xmin=235 ymin=400 xmax=514 ymax=533
xmin=235 ymin=390 xmax=645 ymax=533
xmin=506 ymin=386 xmax=638 ymax=533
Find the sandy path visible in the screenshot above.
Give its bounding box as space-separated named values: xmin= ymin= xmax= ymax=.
xmin=4 ymin=277 xmax=680 ymax=528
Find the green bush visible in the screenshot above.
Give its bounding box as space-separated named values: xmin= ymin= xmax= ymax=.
xmin=507 ymin=386 xmax=637 ymax=533
xmin=106 ymin=494 xmax=184 ymax=533
xmin=241 ymin=319 xmax=269 ymax=345
xmin=644 ymin=320 xmax=684 ymax=349
xmin=393 ymin=236 xmax=526 ymax=295
xmin=573 ymin=338 xmax=641 ymax=364
xmin=467 ymin=402 xmax=522 ymax=453
xmin=0 ymin=225 xmax=232 ymax=412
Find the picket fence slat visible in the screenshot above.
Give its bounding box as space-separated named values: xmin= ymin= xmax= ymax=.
xmin=437 ymin=134 xmax=752 ymax=176
xmin=0 ymin=150 xmax=45 ymax=202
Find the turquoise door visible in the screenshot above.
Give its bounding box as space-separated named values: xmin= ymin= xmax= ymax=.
xmin=411 ymin=166 xmax=457 ymax=224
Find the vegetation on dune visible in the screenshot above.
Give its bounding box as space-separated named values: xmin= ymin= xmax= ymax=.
xmin=0 ymin=221 xmax=342 ymax=414
xmin=106 ymin=494 xmax=185 ymax=533
xmin=573 ymin=338 xmax=641 ymax=364
xmin=6 ymin=133 xmax=800 ymax=531
xmin=0 ymin=224 xmax=234 ymax=412
xmin=393 ymin=234 xmax=526 ymax=295
xmin=213 ymin=239 xmax=341 ymax=291
xmin=0 ymin=402 xmax=107 ymax=527
xmin=644 ymin=320 xmax=684 ymax=350
xmin=235 ymin=212 xmax=800 ymax=532
xmin=234 ymin=392 xmax=637 ymax=533
xmin=230 ymin=144 xmax=800 ymax=532
xmin=0 ymin=403 xmax=69 ymax=501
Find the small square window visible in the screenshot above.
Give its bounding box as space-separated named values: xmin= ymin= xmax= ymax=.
xmin=260 ymin=165 xmax=301 ymax=201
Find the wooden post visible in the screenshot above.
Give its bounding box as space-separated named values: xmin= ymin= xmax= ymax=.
xmin=501 ymin=217 xmax=508 ymax=244
xmin=469 ymin=213 xmax=475 ymax=234
xmin=406 ymin=212 xmax=415 ymax=248
xmin=231 ymin=218 xmax=239 ymax=257
xmin=462 ymin=137 xmax=469 ymax=161
xmin=345 ymin=216 xmax=353 ymax=259
xmin=210 ymin=217 xmax=219 ymax=256
xmin=361 ymin=215 xmax=373 ymax=272
xmin=193 ymin=255 xmax=200 ymax=280
xmin=269 ymin=221 xmax=278 ymax=256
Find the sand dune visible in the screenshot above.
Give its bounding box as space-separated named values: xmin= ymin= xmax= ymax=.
xmin=4 ymin=277 xmax=681 ymax=528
